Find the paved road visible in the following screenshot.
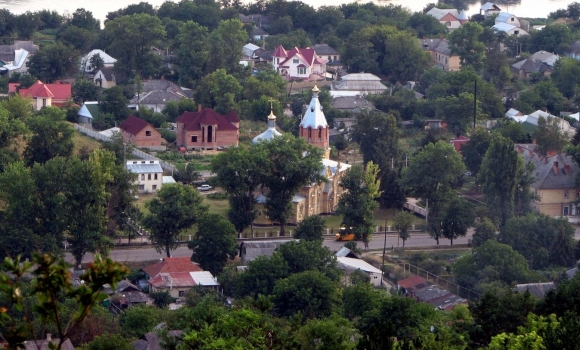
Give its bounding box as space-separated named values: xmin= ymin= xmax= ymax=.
xmin=66 ymin=231 xmax=473 ymax=264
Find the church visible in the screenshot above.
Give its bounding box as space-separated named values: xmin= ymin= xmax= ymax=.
xmin=253 ymin=85 xmax=351 ymax=225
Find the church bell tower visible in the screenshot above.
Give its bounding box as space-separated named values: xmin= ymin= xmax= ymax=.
xmin=299 ymin=84 xmax=330 ymax=159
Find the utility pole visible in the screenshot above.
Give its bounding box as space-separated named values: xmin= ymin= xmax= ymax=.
xmin=474 ymin=80 xmax=477 ymax=129
xmin=381 ymin=219 xmax=388 ymax=287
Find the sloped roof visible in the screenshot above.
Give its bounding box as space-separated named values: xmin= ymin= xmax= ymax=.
xmin=279 ymin=47 xmax=319 ymax=68
xmin=126 ymin=160 xmax=163 ymax=174
xmin=457 ymin=10 xmax=468 ymax=20
xmin=496 ymin=12 xmax=516 ymax=23
xmin=398 ymin=275 xmax=429 ymax=290
xmin=492 ymin=22 xmax=518 ymax=33
xmin=85 ymin=101 xmax=101 ymax=119
xmin=142 ymin=331 xmax=183 ymax=350
xmin=78 ymin=104 xmax=93 ymax=119
xmin=163 ymin=176 xmax=176 ymax=184
xmin=190 ymin=271 xmax=219 ymax=286
xmin=337 ymin=257 xmax=382 ymax=274
xmin=17 ymin=81 xmax=71 ymax=100
xmin=530 ymin=51 xmax=560 ymax=66
xmin=515 ymin=282 xmax=556 ymax=299
xmin=300 ymin=86 xmax=329 ymax=129
xmin=481 ymin=2 xmax=501 ymax=11
xmin=119 ymin=115 xmax=153 ymax=136
xmin=99 ymin=127 xmax=120 ymax=137
xmin=23 ymin=339 xmax=75 ymax=350
xmin=426 ymin=7 xmax=459 ymax=20
xmin=240 ymin=240 xmax=298 ymax=262
xmin=505 ymin=108 xmax=523 ymax=117
xmin=420 ymin=38 xmax=453 ymax=56
xmin=331 ymin=95 xmax=374 ymax=110
xmin=252 ymin=111 xmax=282 ymax=143
xmin=35 ymin=84 xmax=54 ymax=98
xmin=96 ymin=66 xmax=115 ymax=81
xmin=252 ymin=26 xmax=268 ymax=36
xmin=0 ymin=40 xmax=38 ymax=61
xmin=310 ymin=44 xmax=340 ymax=56
xmin=82 ymin=49 xmax=117 ymax=65
xmin=516 ymin=144 xmax=578 ymax=190
xmin=272 ymin=45 xmax=287 ymax=58
xmin=176 ymin=108 xmax=239 ymax=131
xmin=149 ymin=272 xmax=195 ymax=288
xmin=142 ymin=257 xmax=202 ymax=277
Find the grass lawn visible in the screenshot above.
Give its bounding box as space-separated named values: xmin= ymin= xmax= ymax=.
xmin=73 ymin=131 xmax=102 ymax=155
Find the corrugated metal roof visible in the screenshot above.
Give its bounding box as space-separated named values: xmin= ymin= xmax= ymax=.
xmin=337 ymin=257 xmax=382 ymax=274
xmin=190 ymin=271 xmax=219 ymax=286
xmin=126 ymin=160 xmax=163 ymax=174
xmin=163 ymin=176 xmax=176 ymax=184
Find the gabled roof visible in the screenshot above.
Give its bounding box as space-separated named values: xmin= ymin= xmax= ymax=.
xmin=481 ymin=2 xmax=501 ymax=11
xmin=190 ymin=271 xmax=219 ymax=286
xmin=516 ymin=143 xmax=578 ymax=190
xmin=82 ymin=49 xmax=117 ymax=65
xmin=457 ymin=10 xmax=468 ymax=21
xmin=126 ymin=160 xmax=163 ymax=174
xmin=273 ymin=45 xmax=287 ymax=58
xmin=176 ymin=108 xmax=239 ymax=131
xmin=78 ymin=104 xmax=93 ymax=119
xmin=142 ymin=257 xmax=202 ymax=277
xmin=398 ymin=275 xmax=429 ymax=290
xmin=426 ymin=7 xmax=459 ymax=20
xmin=17 ymin=80 xmax=71 ymax=100
xmin=515 ymin=282 xmax=556 ymax=299
xmin=337 ymin=256 xmax=382 ymax=274
xmin=492 ymin=22 xmax=518 ymax=33
xmin=96 ymin=66 xmax=115 ymax=81
xmin=119 ymin=115 xmax=154 ymax=136
xmin=149 ymin=272 xmax=196 ymax=288
xmin=252 ymin=26 xmax=268 ymax=36
xmin=505 ymin=108 xmax=523 ymax=117
xmin=420 ymin=38 xmax=453 ymax=56
xmin=23 ymin=339 xmax=75 ymax=350
xmin=496 ymin=12 xmax=516 ymax=23
xmin=439 ymin=12 xmax=460 ymax=22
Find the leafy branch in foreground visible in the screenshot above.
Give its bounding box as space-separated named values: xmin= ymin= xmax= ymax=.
xmin=0 ymin=253 xmax=128 ymax=350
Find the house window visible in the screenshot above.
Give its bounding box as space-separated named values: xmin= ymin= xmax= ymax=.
xmin=298 ymin=67 xmax=306 ymax=74
xmin=141 ymin=174 xmax=145 ymax=180
xmin=179 ymin=290 xmax=186 ymax=297
xmin=148 ymin=174 xmax=152 ymax=180
xmin=318 ymin=127 xmax=322 ymax=140
xmin=565 ymin=190 xmax=569 ymax=199
xmin=511 ymin=17 xmax=514 ymax=21
xmin=138 ymin=185 xmax=145 ymax=190
xmin=42 ymin=99 xmax=46 ymax=107
xmin=152 ymin=185 xmax=157 ymax=190
xmin=308 ymin=127 xmax=312 ymax=139
xmin=514 ymin=30 xmax=519 ymax=35
xmin=191 ymin=135 xmax=198 ymax=142
xmin=293 ymin=59 xmax=299 ymax=63
xmin=334 ymin=56 xmax=337 ymax=61
xmin=154 ymin=173 xmax=158 ymax=180
xmin=564 ymin=206 xmax=570 ymax=216
xmin=146 ymin=130 xmax=151 ymax=136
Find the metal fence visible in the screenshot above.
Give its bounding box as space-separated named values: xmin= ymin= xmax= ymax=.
xmin=74 ymin=124 xmax=177 ymax=173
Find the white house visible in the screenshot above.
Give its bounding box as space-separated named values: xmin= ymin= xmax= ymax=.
xmin=126 ymin=160 xmax=163 ymax=193
xmin=495 ymin=12 xmax=521 ymax=27
xmin=81 ymin=49 xmax=117 ymax=73
xmin=491 ymin=22 xmax=528 ymax=36
xmin=425 ymin=7 xmax=462 ymax=30
xmin=93 ymin=67 xmax=116 ymax=88
xmin=507 ymin=110 xmax=575 ymax=137
xmin=272 ymin=45 xmax=328 ymax=80
xmin=481 ymin=2 xmax=502 ymax=18
xmin=337 ymin=257 xmax=383 ymax=287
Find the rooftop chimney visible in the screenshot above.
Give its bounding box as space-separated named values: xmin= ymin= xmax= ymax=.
xmin=198 ymin=104 xmax=202 ymax=112
xmin=553 ymin=161 xmax=559 ymax=175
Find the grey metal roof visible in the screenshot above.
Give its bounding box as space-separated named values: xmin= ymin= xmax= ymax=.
xmin=496 ymin=12 xmax=515 ymax=23
xmin=426 ymin=7 xmax=459 ymax=20
xmin=311 ymin=44 xmax=340 ymax=56
xmin=240 ymin=239 xmax=298 ymax=262
xmin=337 ymin=257 xmax=382 ymax=274
xmin=492 ymin=22 xmax=518 ymax=33
xmin=517 ymin=144 xmax=578 ymax=189
xmin=163 ymin=176 xmax=176 ymax=184
xmin=481 ymin=2 xmax=500 ymax=11
xmin=78 ymin=104 xmax=93 ymax=119
xmin=252 ymin=26 xmax=269 ymax=36
xmin=126 ymin=160 xmax=163 ymax=174
xmin=331 ymin=74 xmax=387 ymax=93
xmin=413 ymin=284 xmax=452 ymax=302
xmin=190 ymin=271 xmax=219 ymax=286
xmin=515 ymin=282 xmax=556 ymax=299
xmin=331 ymin=96 xmax=374 ymax=111
xmin=23 ymin=339 xmax=75 ymax=350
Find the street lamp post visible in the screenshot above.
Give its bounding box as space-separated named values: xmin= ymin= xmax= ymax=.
xmin=381 ymin=219 xmax=387 ymax=286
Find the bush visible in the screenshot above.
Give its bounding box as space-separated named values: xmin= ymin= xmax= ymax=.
xmin=207 ymin=192 xmax=228 ymax=200
xmin=160 ymin=129 xmax=176 ymax=143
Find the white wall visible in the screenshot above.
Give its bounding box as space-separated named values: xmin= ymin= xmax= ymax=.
xmin=134 ymin=172 xmax=163 ymax=193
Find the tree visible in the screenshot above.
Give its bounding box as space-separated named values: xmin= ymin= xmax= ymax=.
xmin=549 ymin=219 xmax=576 ymax=267
xmin=352 ymin=112 xmax=406 ymax=209
xmin=27 ymin=42 xmax=79 ymax=83
xmin=57 ymin=25 xmax=96 ymax=52
xmin=449 ymin=22 xmax=485 ymax=71
xmin=272 ymin=270 xmax=341 ymax=319
xmin=189 ymin=213 xmax=238 ymax=275
xmin=99 ymin=86 xmax=131 ymax=122
xmin=193 ymin=69 xmax=242 ymax=114
xmin=296 ymin=315 xmax=359 ymax=350
xmin=435 ymin=92 xmax=481 ymax=135
xmin=70 ymin=8 xmax=100 ymax=31
xmin=407 ymin=12 xmax=447 ymax=38
xmin=551 ymin=57 xmax=580 ymax=99
xmin=336 ymin=162 xmax=382 ymax=250
xmin=258 ymin=134 xmax=325 ymax=236
xmin=534 ymin=116 xmax=570 ymax=157
xmin=393 ymin=211 xmax=414 ymax=247
xmin=453 ymin=241 xmax=534 ymax=290
xmin=142 ymin=184 xmax=208 ymax=257
xmin=211 ymin=144 xmax=266 ymax=236
xmin=0 ymin=253 xmax=127 ymax=350
xmin=73 ymin=78 xmax=100 ymax=103
xmin=401 ymin=141 xmax=465 ymax=244
xmin=462 ymin=128 xmax=492 ymax=175
xmin=293 ymin=215 xmax=326 ymax=242
xmin=206 ymin=19 xmax=248 ymax=74
xmin=235 ymin=254 xmax=290 ymax=298
xmin=83 ymin=333 xmax=134 ymax=350
xmin=276 ymin=240 xmax=342 ymax=282
xmin=23 ymin=107 xmax=74 ymax=166
xmin=173 ymin=21 xmax=210 ymax=88
xmin=150 ymin=291 xmax=173 ymax=309
xmin=342 ymin=282 xmax=382 ymax=320
xmin=478 ymin=135 xmax=519 ymax=226
xmin=441 ymin=196 xmax=475 ymax=245
xmin=471 ymin=217 xmax=496 ymax=248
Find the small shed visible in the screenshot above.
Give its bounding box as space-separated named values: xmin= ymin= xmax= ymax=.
xmin=337 ymin=256 xmax=383 ymax=287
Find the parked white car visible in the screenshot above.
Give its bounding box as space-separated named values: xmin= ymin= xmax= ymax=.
xmin=197 ymin=184 xmax=212 ymax=191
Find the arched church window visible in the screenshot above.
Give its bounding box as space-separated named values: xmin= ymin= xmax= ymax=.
xmin=318 ymin=127 xmax=322 ymax=140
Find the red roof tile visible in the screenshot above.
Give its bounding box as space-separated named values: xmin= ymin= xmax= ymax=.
xmin=148 ymin=272 xmax=196 ymax=288
xmin=8 ymin=83 xmax=18 ymax=93
xmin=142 ymin=257 xmax=202 ymax=277
xmin=398 ymin=275 xmax=429 ymax=289
xmin=278 ymin=47 xmax=317 ymax=68
xmin=273 ymin=45 xmax=287 ymax=57
xmin=176 ymin=108 xmax=239 ymax=132
xmin=17 ymin=80 xmax=71 ymax=100
xmin=225 ymin=110 xmax=240 ymax=123
xmin=119 ymin=115 xmax=154 ymax=136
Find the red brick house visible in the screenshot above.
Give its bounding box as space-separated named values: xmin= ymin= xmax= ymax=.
xmin=119 ymin=115 xmax=163 ymax=150
xmin=11 ymin=80 xmax=72 ymax=110
xmin=176 ymin=107 xmax=240 ymax=150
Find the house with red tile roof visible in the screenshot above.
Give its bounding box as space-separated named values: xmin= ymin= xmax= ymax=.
xmin=12 ymin=80 xmax=72 ymax=110
xmin=176 ymin=107 xmax=240 ymax=150
xmin=272 ymin=45 xmax=328 ymax=80
xmin=119 ymin=115 xmax=164 ymax=150
xmin=450 ymin=135 xmax=469 ymax=153
xmin=142 ymin=257 xmax=218 ymax=298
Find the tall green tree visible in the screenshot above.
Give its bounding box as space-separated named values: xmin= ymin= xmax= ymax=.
xmin=393 ymin=211 xmax=414 ymax=247
xmin=293 ymin=215 xmax=326 ymax=242
xmin=401 ymin=141 xmax=465 ymax=244
xmin=462 ymin=128 xmax=492 ymax=175
xmin=189 ymin=213 xmax=238 ymax=275
xmin=72 ymin=79 xmax=100 ymax=103
xmin=478 ymin=135 xmax=519 ymax=226
xmin=194 ymin=69 xmax=242 ymax=114
xmin=470 ymin=217 xmax=496 ymax=248
xmin=23 ymin=107 xmax=74 ymax=166
xmin=27 ymin=42 xmax=79 ymax=82
xmin=441 ymin=196 xmax=475 ymax=245
xmin=534 ymin=116 xmax=570 ymax=157
xmin=336 ymin=162 xmax=382 ymax=250
xmin=206 ymin=19 xmax=248 ymax=74
xmin=142 ymin=184 xmax=208 ymax=257
xmin=258 ymin=134 xmax=324 ymax=236
xmin=173 ymin=21 xmax=210 ymax=88
xmin=99 ymin=86 xmax=131 ymax=122
xmin=449 ymin=22 xmax=485 ymax=71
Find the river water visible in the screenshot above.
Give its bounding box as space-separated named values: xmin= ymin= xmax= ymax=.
xmin=0 ymin=0 xmax=575 ymax=24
